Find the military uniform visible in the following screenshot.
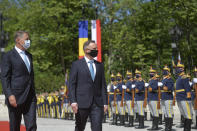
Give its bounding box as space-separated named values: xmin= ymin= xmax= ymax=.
xmin=192 ymin=68 xmax=197 ymax=129
xmin=40 ymin=95 xmax=45 ymax=117
xmin=47 ymin=93 xmax=53 ymax=118
xmin=161 ymin=66 xmax=174 ymax=131
xmin=108 ymin=73 xmax=118 ymax=125
xmin=114 ymin=73 xmax=125 ymax=126
xmin=124 ymin=71 xmax=134 ymax=127
xmin=44 ymin=94 xmax=49 ymax=118
xmin=175 ymin=62 xmax=192 ymax=131
xmin=134 ymin=69 xmax=145 ymax=129
xmin=147 ymin=67 xmax=160 ymax=130
xmin=37 ymin=95 xmax=41 ymax=117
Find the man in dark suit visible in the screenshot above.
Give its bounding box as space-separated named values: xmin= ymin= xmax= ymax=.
xmin=1 ymin=31 xmax=37 ymax=131
xmin=69 ymin=40 xmax=108 ymax=131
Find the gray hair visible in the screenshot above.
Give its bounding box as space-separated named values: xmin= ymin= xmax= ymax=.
xmin=83 ymin=40 xmax=95 ymax=51
xmin=14 ymin=31 xmax=29 ymax=43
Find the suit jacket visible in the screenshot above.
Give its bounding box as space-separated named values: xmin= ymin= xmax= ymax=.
xmin=1 ymin=48 xmax=36 ymax=106
xmin=69 ymin=58 xmax=107 ymax=108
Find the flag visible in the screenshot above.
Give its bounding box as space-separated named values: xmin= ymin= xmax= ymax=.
xmin=91 ymin=20 xmax=102 ymax=62
xmin=78 ymin=21 xmax=88 ymax=59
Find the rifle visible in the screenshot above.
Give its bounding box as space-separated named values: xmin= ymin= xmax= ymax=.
xmin=131 ymin=88 xmax=135 ymax=108
xmin=173 ymin=85 xmax=176 ymax=106
xmin=113 ymin=90 xmax=117 ymax=107
xmin=120 ymin=88 xmax=125 ymax=107
xmin=113 ymin=82 xmax=117 ymax=107
xmin=108 ymin=92 xmax=110 ymax=106
xmin=157 ymin=86 xmax=161 ymax=109
xmin=143 ymin=86 xmax=148 ymax=108
xmin=194 ymin=83 xmax=197 ymax=110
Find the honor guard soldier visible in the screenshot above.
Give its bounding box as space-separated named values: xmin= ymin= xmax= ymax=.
xmin=161 ymin=65 xmax=174 ymax=131
xmin=44 ymin=93 xmax=49 ymax=118
xmin=62 ymin=85 xmax=69 ymax=119
xmin=134 ymin=69 xmax=145 ymax=129
xmin=108 ymin=73 xmax=118 ymax=125
xmin=192 ymin=67 xmax=197 ymax=129
xmin=147 ymin=67 xmax=160 ymax=130
xmin=124 ymin=71 xmax=134 ymax=127
xmin=114 ymin=72 xmax=126 ymax=126
xmin=58 ymin=88 xmax=64 ymax=118
xmin=175 ymin=62 xmax=192 ymax=131
xmin=47 ymin=93 xmax=53 ymax=118
xmin=37 ymin=95 xmax=41 ymax=117
xmin=40 ymin=94 xmax=45 ymax=117
xmin=156 ymin=74 xmax=163 ymax=125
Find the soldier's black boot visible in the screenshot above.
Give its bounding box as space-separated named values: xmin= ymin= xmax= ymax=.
xmin=192 ymin=116 xmax=197 ymax=129
xmin=176 ymin=115 xmax=184 ymax=128
xmin=168 ymin=118 xmax=173 ymax=131
xmin=125 ymin=113 xmax=128 ymax=122
xmin=118 ymin=115 xmax=123 ymax=126
xmin=145 ymin=112 xmax=148 ymax=121
xmin=159 ymin=114 xmax=162 ymax=125
xmin=110 ymin=114 xmax=115 ymax=125
xmin=115 ymin=114 xmax=118 ymax=125
xmin=135 ymin=115 xmax=144 ymax=129
xmin=135 ymin=113 xmax=139 ymax=122
xmin=184 ymin=119 xmax=192 ymax=131
xmin=150 ymin=113 xmax=153 ymax=121
xmin=70 ymin=113 xmax=73 ymax=120
xmin=148 ymin=117 xmax=159 ymax=130
xmin=125 ymin=115 xmax=134 ymax=127
xmin=65 ymin=113 xmax=68 ymax=120
xmin=102 ymin=114 xmax=106 ymax=123
xmin=162 ymin=117 xmax=172 ymax=131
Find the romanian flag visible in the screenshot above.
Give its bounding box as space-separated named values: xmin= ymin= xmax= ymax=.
xmin=91 ymin=20 xmax=102 ymax=62
xmin=78 ymin=21 xmax=88 ymax=59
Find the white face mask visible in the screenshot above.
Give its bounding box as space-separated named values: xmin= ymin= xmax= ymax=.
xmin=23 ymin=40 xmax=31 ymax=49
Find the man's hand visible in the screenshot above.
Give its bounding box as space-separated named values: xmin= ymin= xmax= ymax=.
xmin=104 ymin=105 xmax=108 ymax=113
xmin=163 ymin=86 xmax=168 ymax=91
xmin=148 ymin=87 xmax=152 ymax=92
xmin=71 ymin=103 xmax=78 ymax=114
xmin=135 ymin=88 xmax=139 ymax=93
xmin=9 ymin=95 xmax=17 ymax=108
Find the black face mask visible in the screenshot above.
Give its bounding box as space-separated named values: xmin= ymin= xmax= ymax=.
xmin=136 ymin=74 xmax=140 ymax=78
xmin=149 ymin=74 xmax=154 ymax=78
xmin=127 ymin=76 xmax=131 ymax=80
xmin=88 ymin=50 xmax=98 ymax=58
xmin=117 ymin=78 xmax=121 ymax=81
xmin=163 ymin=70 xmax=168 ymax=76
xmin=111 ymin=78 xmax=115 ymax=82
xmin=175 ymin=68 xmax=183 ymax=75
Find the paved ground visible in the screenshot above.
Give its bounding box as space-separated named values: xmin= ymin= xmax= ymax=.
xmin=1 ymin=115 xmax=197 ymax=131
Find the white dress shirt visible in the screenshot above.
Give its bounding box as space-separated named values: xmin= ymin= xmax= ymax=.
xmin=84 ymin=56 xmax=96 ymax=76
xmin=15 ymin=46 xmax=30 ymax=67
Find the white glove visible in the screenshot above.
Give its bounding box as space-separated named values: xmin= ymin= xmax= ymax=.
xmin=193 ymin=78 xmax=197 ymax=83
xmin=113 ymin=86 xmax=117 ymax=89
xmin=158 ymin=82 xmax=163 ymax=87
xmin=132 ymin=84 xmax=136 ymax=88
xmin=122 ymin=85 xmax=127 ymax=89
xmin=107 ymin=85 xmax=110 ymax=92
xmin=189 ymin=82 xmax=192 ymax=86
xmin=145 ymin=83 xmax=149 ymax=87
